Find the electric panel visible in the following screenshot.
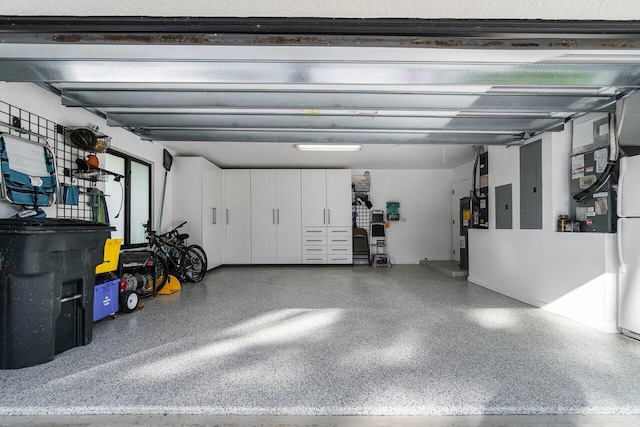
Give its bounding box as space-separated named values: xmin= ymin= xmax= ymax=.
xmin=570 ymin=145 xmax=617 ymax=233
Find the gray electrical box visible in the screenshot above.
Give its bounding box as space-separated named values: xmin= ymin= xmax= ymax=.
xmin=495 ymin=184 xmax=513 ymax=229
xmin=520 ymin=140 xmax=542 ymax=229
xmin=570 ymin=144 xmax=617 ymax=233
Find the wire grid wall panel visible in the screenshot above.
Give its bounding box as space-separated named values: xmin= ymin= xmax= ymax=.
xmin=352 ymin=189 xmax=371 ymax=239
xmin=0 ymin=100 xmax=94 ymax=220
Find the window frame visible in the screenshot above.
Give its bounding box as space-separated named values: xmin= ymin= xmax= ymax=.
xmin=106 ymin=149 xmax=152 ymax=248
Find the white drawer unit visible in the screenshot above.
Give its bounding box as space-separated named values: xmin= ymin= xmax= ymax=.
xmin=302 ymin=227 xmax=327 ymax=236
xmin=303 ymin=236 xmax=327 ymax=246
xmin=328 ymin=226 xmax=351 ymax=237
xmin=303 ymin=246 xmax=327 ymax=255
xmin=328 ymin=235 xmax=351 ymax=246
xmin=328 ymin=255 xmax=353 ymax=264
xmin=300 ymin=170 xmax=352 ymax=265
xmin=328 ymin=246 xmax=353 ymax=255
xmin=303 ymin=254 xmax=328 ymax=264
xmin=327 ymin=227 xmax=352 ymax=263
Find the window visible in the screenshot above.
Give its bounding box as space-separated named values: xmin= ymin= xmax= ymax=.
xmin=103 ymin=150 xmax=151 ymax=246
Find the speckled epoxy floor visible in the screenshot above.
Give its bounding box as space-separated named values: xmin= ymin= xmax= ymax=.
xmin=1 ymin=265 xmax=639 ymax=416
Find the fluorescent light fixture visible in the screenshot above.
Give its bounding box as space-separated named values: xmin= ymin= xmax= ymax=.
xmin=296 ymin=144 xmax=362 ymax=152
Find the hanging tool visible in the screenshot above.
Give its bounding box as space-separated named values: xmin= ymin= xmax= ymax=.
xmin=157 ymin=149 xmax=173 ymax=232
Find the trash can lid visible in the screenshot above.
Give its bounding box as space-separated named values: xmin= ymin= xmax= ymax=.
xmin=0 ymin=218 xmax=115 ymax=233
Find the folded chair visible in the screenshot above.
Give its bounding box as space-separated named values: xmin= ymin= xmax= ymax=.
xmin=353 ymin=227 xmax=370 ymax=265
xmin=0 ymin=134 xmax=58 ymax=209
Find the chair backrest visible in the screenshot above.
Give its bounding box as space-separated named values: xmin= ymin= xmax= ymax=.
xmin=371 ymin=223 xmax=385 ymax=237
xmin=353 ymin=227 xmax=368 ymax=238
xmin=0 ymin=134 xmax=57 ymax=207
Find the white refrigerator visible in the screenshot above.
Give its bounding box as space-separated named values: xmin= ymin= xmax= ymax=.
xmin=617 ymin=155 xmax=640 ymax=338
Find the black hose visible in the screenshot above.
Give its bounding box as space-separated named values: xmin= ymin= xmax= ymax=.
xmin=471 ymin=147 xmax=481 ymax=202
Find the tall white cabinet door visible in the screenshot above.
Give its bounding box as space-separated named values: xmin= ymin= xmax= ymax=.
xmin=251 ymin=170 xmax=277 ymax=264
xmin=326 ymin=169 xmax=352 ymax=227
xmin=208 ymin=164 xmax=224 ymax=268
xmin=276 ymin=169 xmax=302 ymax=264
xmin=224 ymin=170 xmax=252 ymax=264
xmin=172 ymin=157 xmax=203 ymax=244
xmin=200 ymin=160 xmax=216 ymax=267
xmin=172 ymin=157 xmax=224 ymax=270
xmin=302 ymin=169 xmax=327 ymax=227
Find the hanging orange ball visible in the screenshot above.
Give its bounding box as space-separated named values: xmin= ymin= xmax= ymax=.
xmin=86 ymin=153 xmax=100 ymax=169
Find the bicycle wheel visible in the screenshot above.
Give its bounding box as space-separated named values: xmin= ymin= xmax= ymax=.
xmin=153 ymin=254 xmax=170 ymax=293
xmin=179 ymin=248 xmax=206 ymax=283
xmin=188 ymin=244 xmax=208 ymax=273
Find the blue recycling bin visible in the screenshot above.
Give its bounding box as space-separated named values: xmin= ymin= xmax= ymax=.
xmin=0 ymin=218 xmax=112 ymax=369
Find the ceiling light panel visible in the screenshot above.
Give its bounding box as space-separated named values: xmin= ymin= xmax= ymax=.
xmin=297 ymin=144 xmax=363 ymax=152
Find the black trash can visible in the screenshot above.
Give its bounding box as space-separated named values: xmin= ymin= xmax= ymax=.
xmin=0 ymin=218 xmax=113 ymax=369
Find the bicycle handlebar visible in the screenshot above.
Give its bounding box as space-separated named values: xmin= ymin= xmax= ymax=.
xmin=143 ymin=220 xmax=188 ymax=241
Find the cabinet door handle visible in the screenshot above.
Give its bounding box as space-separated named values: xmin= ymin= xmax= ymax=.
xmin=226 ymin=209 xmax=229 ymax=225
xmin=277 ymin=209 xmax=280 ymax=224
xmin=328 ymin=208 xmax=331 ymax=224
xmin=213 ymin=207 xmax=216 ymax=224
xmin=323 ymin=208 xmax=326 ymax=224
xmin=273 ymin=209 xmax=276 ymax=225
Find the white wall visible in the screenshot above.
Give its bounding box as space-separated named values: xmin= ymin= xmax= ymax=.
xmin=452 ymin=159 xmax=475 ymax=185
xmin=6 ymin=0 xmax=640 ymax=20
xmin=0 ymin=82 xmax=171 ymax=231
xmin=353 ymin=169 xmax=452 ymax=264
xmin=468 ymin=128 xmax=619 ymax=333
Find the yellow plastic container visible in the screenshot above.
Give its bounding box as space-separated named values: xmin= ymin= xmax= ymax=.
xmin=95 ymin=238 xmax=123 ymax=274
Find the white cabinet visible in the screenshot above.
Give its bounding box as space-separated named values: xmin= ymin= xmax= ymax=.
xmin=301 ymin=169 xmax=352 ymax=264
xmin=250 ymin=170 xmax=277 ymax=264
xmin=275 ymin=169 xmax=302 ymax=264
xmin=326 ymin=170 xmax=352 ymax=227
xmin=208 ymin=164 xmax=224 ymax=268
xmin=172 ymin=157 xmax=223 ymax=269
xmin=302 ymin=169 xmax=327 ymax=227
xmin=251 ymin=169 xmax=301 ymax=264
xmin=225 ymin=169 xmax=252 ymax=264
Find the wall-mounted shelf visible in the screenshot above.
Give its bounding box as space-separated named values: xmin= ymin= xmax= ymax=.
xmin=64 ymin=126 xmax=111 ymax=153
xmin=65 ymin=167 xmax=124 ymax=182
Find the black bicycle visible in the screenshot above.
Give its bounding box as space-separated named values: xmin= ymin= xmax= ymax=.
xmin=160 ymin=221 xmax=208 ymax=274
xmin=143 ymin=221 xmax=206 ymax=283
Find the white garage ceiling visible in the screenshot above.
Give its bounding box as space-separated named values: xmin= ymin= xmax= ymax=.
xmin=1 ymin=14 xmax=640 ymax=169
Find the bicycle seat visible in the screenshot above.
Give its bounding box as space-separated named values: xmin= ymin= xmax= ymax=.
xmin=177 ymin=233 xmax=190 ymax=240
